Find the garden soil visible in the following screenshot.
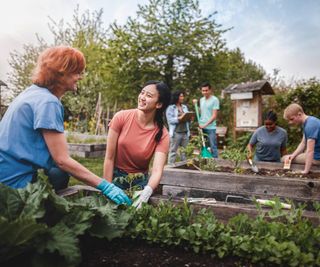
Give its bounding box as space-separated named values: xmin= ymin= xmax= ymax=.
xmin=186 ymin=164 xmax=320 ymax=179
xmin=80 ymin=237 xmax=274 ymax=267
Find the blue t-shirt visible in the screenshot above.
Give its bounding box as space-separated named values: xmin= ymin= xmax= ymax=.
xmin=0 ymin=84 xmax=64 ymax=188
xmin=303 ymin=116 xmax=320 ymax=160
xmin=199 ymin=95 xmax=220 ymax=130
xmin=249 ymin=126 xmax=287 ymax=162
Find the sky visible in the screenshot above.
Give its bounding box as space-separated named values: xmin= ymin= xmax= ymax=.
xmin=0 ymin=0 xmax=319 ymax=87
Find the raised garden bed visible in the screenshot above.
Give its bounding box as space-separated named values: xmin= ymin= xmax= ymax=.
xmin=66 ymin=132 xmax=106 ymax=158
xmin=160 ymin=159 xmax=320 ymax=216
xmin=4 ymin=182 xmax=318 ymax=267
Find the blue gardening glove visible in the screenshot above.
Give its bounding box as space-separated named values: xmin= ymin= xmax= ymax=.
xmin=133 ymin=185 xmax=153 ymax=209
xmin=96 ymin=180 xmax=132 ymax=205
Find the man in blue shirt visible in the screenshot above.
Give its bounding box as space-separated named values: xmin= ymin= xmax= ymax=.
xmin=197 ymin=82 xmax=220 ymax=158
xmin=283 ymin=103 xmax=320 ymax=174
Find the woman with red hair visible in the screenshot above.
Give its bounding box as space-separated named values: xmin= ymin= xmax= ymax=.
xmin=0 ymin=46 xmax=131 ymax=205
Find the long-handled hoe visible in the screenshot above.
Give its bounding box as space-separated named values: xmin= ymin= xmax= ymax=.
xmin=193 ymin=100 xmax=213 ymax=158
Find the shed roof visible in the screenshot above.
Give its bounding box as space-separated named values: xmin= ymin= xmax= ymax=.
xmin=0 ymin=80 xmax=7 ymax=87
xmin=223 ymin=80 xmax=274 ymax=95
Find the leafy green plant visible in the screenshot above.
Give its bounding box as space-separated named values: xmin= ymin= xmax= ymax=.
xmin=220 ymin=148 xmax=246 ymax=171
xmin=113 ymin=173 xmax=146 ymax=198
xmin=2 ymin=180 xmax=320 ymax=267
xmin=180 ymin=134 xmax=202 ymax=159
xmin=126 ymin=198 xmax=320 ymax=266
xmin=0 ymin=180 xmax=131 ymax=266
xmin=198 ymin=158 xmax=220 ymax=172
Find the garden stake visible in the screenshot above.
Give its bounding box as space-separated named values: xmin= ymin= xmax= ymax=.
xmin=193 ymin=101 xmax=213 ymax=158
xmin=283 ymin=158 xmax=292 ymax=170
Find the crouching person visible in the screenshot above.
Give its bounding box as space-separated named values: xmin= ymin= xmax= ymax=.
xmin=0 ymin=46 xmax=131 ymax=205
xmin=103 ymin=81 xmax=171 ymax=208
xmin=283 ymin=103 xmax=320 ymax=174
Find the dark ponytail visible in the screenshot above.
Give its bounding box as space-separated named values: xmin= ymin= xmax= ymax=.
xmin=155 ymin=110 xmax=165 ymax=143
xmin=143 ymin=80 xmax=171 ymax=142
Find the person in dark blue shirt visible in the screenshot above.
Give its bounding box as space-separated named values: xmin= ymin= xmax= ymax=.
xmin=283 ymin=103 xmax=320 ymax=174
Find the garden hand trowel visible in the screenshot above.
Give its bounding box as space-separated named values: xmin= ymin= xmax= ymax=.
xmin=247 ymin=157 xmax=259 ymax=173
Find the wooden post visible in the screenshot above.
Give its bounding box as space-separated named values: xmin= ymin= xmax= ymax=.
xmin=232 ymin=100 xmax=237 ymax=140
xmin=113 ymin=99 xmax=117 ymax=115
xmin=106 ymin=104 xmax=110 ymax=135
xmin=258 ymin=92 xmax=262 ymax=126
xmin=95 ymin=93 xmax=102 ymax=135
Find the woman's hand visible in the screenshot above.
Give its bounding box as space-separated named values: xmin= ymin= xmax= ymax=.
xmin=133 ymin=185 xmax=153 ymax=209
xmin=97 ymin=180 xmax=132 ymax=205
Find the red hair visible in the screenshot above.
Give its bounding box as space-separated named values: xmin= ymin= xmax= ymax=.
xmin=32 ymin=46 xmax=85 ymax=89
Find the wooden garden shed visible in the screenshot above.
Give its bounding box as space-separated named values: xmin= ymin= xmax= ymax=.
xmin=223 ymin=80 xmax=274 ymax=138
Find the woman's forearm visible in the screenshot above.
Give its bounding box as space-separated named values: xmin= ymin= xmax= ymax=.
xmin=56 ymin=156 xmax=102 ymax=187
xmin=103 ymin=158 xmax=115 ymax=182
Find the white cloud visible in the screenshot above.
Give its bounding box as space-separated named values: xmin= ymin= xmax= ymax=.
xmin=1 ymin=0 xmax=319 ymax=85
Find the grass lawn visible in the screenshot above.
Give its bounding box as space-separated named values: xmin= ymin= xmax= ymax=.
xmin=70 ymin=156 xmax=104 ymax=185
xmin=37 ymin=156 xmax=104 ymax=187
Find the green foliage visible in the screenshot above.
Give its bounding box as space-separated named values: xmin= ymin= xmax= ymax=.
xmin=7 ymin=40 xmax=47 ymax=98
xmin=127 ymin=199 xmax=320 ymax=266
xmin=49 ymin=8 xmax=112 ymax=121
xmin=275 ymin=78 xmax=320 ymax=117
xmin=71 ymin=156 xmax=104 ymax=179
xmin=0 ymin=180 xmax=131 ymax=266
xmin=180 ymin=134 xmax=202 ymax=159
xmin=106 ymin=0 xmax=265 ymax=101
xmin=198 ymin=158 xmax=220 ymax=172
xmin=105 ymin=0 xmax=228 ymax=98
xmin=274 ymin=78 xmax=320 ymax=147
xmin=1 ymin=180 xmax=320 ymax=266
xmin=220 ymin=148 xmax=246 ymax=170
xmin=114 ymin=173 xmax=146 ymax=199
xmin=7 ymin=0 xmax=265 ymax=125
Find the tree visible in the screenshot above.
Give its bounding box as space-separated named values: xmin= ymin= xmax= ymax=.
xmin=6 ymin=1 xmax=266 ymax=128
xmin=48 ymin=7 xmax=111 ymax=119
xmin=7 ymin=7 xmax=111 ymax=122
xmin=104 ymin=0 xmax=229 ymax=102
xmin=273 ymin=78 xmax=320 ymax=147
xmin=7 ymin=38 xmax=47 ymax=98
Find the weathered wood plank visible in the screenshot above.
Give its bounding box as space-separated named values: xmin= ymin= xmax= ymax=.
xmin=150 ymin=195 xmax=320 ymax=226
xmin=170 ymin=158 xmax=320 ymax=172
xmin=68 ymin=143 xmax=94 ymax=152
xmin=162 ymin=185 xmax=316 ymax=210
xmin=161 ymin=168 xmax=320 ymax=200
xmin=57 ymin=185 xmax=99 ymax=197
xmin=68 ymin=143 xmax=106 ymax=158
